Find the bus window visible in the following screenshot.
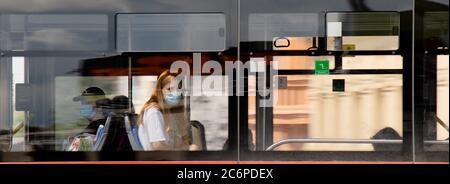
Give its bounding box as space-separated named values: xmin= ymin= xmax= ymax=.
xmin=0 ymin=57 xmax=12 ymax=151
xmin=190 ymin=75 xmax=229 ymax=151
xmin=8 ymin=56 xmax=130 ymax=151
xmin=0 ymin=56 xmax=28 ymax=152
xmin=436 ymin=55 xmax=448 ymax=141
xmin=0 ymin=14 xmax=109 ymax=51
xmin=424 ymin=12 xmax=449 ymax=50
xmin=246 ymin=1 xmax=406 ymax=161
xmin=249 ymin=71 xmax=403 ymax=151
xmin=420 ymin=9 xmax=448 ymax=154
xmin=326 ymin=12 xmax=400 ymax=51
xmin=131 ymin=55 xmax=230 ymax=151
xmin=425 ymin=54 xmax=449 ymax=152
xmin=55 ymin=75 xmax=129 ymax=151
xmin=270 ymin=74 xmax=402 ymax=151
xmin=0 ymin=8 xmax=236 ymax=154
xmin=247 ymin=13 xmax=320 ymax=51
xmin=11 ymin=57 xmax=26 ymax=151
xmin=1 ymin=54 xmax=232 ymax=152
xmin=116 ymin=14 xmax=226 ymax=52
xmin=244 ymin=9 xmax=406 ymax=152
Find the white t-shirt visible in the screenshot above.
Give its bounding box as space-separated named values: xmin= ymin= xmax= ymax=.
xmin=138 ymin=107 xmax=168 ymax=151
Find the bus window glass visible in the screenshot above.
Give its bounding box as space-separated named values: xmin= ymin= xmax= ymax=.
xmin=116 ymin=14 xmax=226 ymax=52
xmin=420 ymin=9 xmax=448 ymax=154
xmin=0 ymin=14 xmax=109 ymax=51
xmin=248 ymin=73 xmax=404 ymax=151
xmin=436 ymin=55 xmax=449 ymax=141
xmin=424 ymin=12 xmax=449 ymax=50
xmin=0 ymin=57 xmax=12 ymax=151
xmin=132 ymin=75 xmax=230 ymax=151
xmin=11 ymin=57 xmax=26 ymax=151
xmin=248 ymin=13 xmax=320 ymax=51
xmin=55 ymin=75 xmax=129 ymax=151
xmin=342 ymin=56 xmax=403 ymax=70
xmin=132 ymin=56 xmax=230 ymax=151
xmin=326 ymin=12 xmax=400 ymax=51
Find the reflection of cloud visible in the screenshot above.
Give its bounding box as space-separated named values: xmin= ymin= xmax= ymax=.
xmin=249 ymin=13 xmax=320 ymax=41
xmin=149 ymin=0 xmax=231 ymax=9
xmin=27 ymin=29 xmax=85 ymax=49
xmin=0 ymin=0 xmax=132 ymax=12
xmin=428 ymin=0 xmax=449 ymax=6
xmin=0 ymin=0 xmax=233 ymax=12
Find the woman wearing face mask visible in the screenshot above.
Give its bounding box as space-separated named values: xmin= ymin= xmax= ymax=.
xmin=137 ymin=70 xmax=197 ymax=151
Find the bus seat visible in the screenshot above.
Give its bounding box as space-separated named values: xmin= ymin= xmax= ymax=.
xmin=95 ymin=114 xmax=133 ymax=151
xmin=190 ymin=120 xmax=207 ymax=150
xmin=92 ymin=115 xmax=112 ymax=151
xmin=124 ymin=114 xmax=144 ymax=151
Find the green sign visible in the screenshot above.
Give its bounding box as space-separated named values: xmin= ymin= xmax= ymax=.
xmin=315 ymin=60 xmax=330 ymax=75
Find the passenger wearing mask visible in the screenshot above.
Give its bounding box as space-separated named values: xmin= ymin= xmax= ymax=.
xmin=73 ymin=87 xmax=110 ymax=135
xmin=137 ymin=70 xmax=198 ymax=151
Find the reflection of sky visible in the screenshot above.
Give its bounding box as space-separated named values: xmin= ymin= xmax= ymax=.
xmin=427 ymin=0 xmax=449 ymax=6
xmin=249 ymin=13 xmax=320 ymax=41
xmin=12 ymin=57 xmax=24 ymax=105
xmin=0 ymin=0 xmax=232 ymax=13
xmin=0 ymin=0 xmax=134 ymax=12
xmin=241 ymin=0 xmax=412 ymax=11
xmin=117 ymin=14 xmax=226 ymax=52
xmin=191 ymin=96 xmax=228 ymax=150
xmin=12 ymin=57 xmax=24 ymax=83
xmin=3 ymin=14 xmax=109 ymax=51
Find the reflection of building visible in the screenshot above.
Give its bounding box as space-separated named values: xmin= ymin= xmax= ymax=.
xmin=249 ymin=73 xmax=403 ymax=151
xmin=248 ymin=36 xmax=406 ymax=151
xmin=306 ymin=74 xmax=403 ymax=151
xmin=437 ymin=55 xmax=449 ymax=140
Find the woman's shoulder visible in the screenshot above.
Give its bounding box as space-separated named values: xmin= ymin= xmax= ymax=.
xmin=144 ymin=106 xmax=162 ymax=115
xmin=142 ymin=106 xmax=164 ymax=127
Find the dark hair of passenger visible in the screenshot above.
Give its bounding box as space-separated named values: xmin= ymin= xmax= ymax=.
xmin=95 ymin=98 xmax=112 ymax=117
xmin=222 ymin=129 xmax=255 ymax=151
xmin=110 ymin=95 xmax=135 ymax=114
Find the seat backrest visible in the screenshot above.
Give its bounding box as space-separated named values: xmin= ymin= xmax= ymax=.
xmin=98 ymin=114 xmax=133 ymax=151
xmin=124 ymin=114 xmax=143 ymax=151
xmin=92 ymin=115 xmax=112 ymax=151
xmin=190 ymin=120 xmax=207 ymax=150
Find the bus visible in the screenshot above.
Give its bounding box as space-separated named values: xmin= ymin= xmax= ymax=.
xmin=0 ymin=0 xmax=448 ymax=163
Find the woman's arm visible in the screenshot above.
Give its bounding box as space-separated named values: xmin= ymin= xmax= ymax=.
xmin=151 ymin=141 xmax=172 ymax=150
xmin=188 ymin=144 xmax=201 ymax=151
